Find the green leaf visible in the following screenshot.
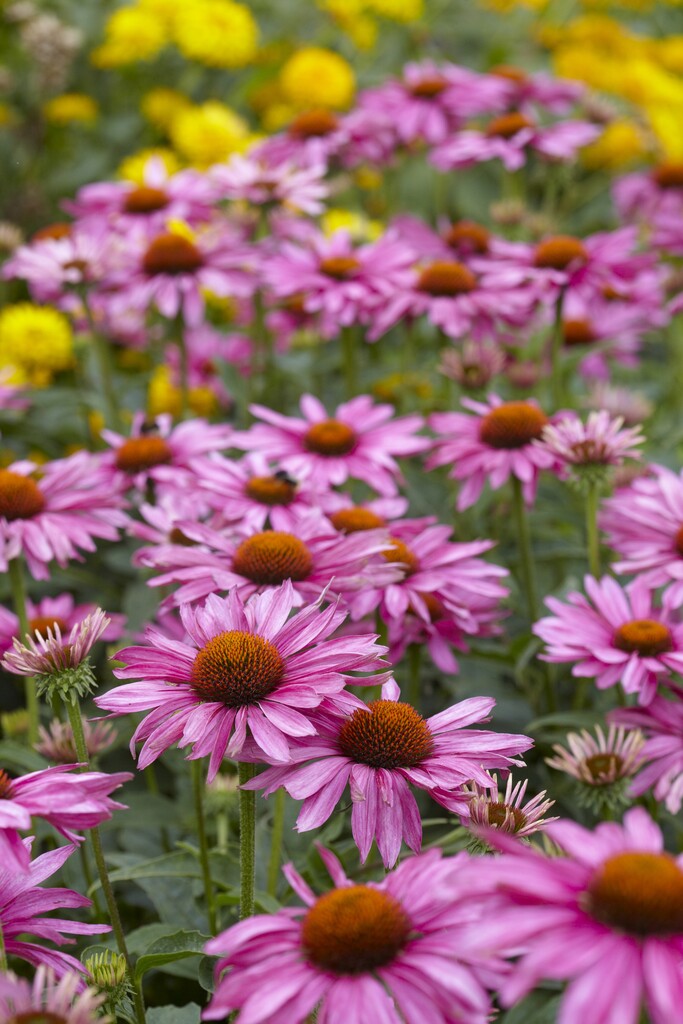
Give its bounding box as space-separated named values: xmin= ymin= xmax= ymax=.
xmin=0 ymin=740 xmax=46 ymax=774
xmin=145 ymin=1005 xmax=202 ymax=1024
xmin=503 ymin=991 xmax=562 ymax=1023
xmin=134 ymin=929 xmax=210 ymax=984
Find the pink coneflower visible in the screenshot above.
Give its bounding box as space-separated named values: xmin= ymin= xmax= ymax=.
xmin=533 ymin=575 xmax=683 ymax=705
xmin=2 ymin=221 xmax=112 ymax=304
xmin=261 ymin=229 xmax=416 ymax=339
xmin=128 ymin=491 xmax=213 ymax=549
xmin=203 ymin=844 xmax=502 ymax=1024
xmin=601 ymin=464 xmax=683 ymax=604
xmin=0 ymin=593 xmax=125 ymax=656
xmin=139 ymin=513 xmax=401 ymax=609
xmin=210 ymin=154 xmax=328 ymax=216
xmin=0 ymin=453 xmax=128 ymax=580
xmin=438 ymin=339 xmax=506 ymax=391
xmin=429 ymin=394 xmax=558 ymax=509
xmin=611 ymin=693 xmax=683 ymax=813
xmin=3 ymin=608 xmax=110 ymax=677
xmin=546 ymin=723 xmax=645 ymax=812
xmin=537 ymin=411 xmax=644 ymax=470
xmin=485 ymin=63 xmax=585 ymax=113
xmin=246 ymin=679 xmax=531 ymax=867
xmin=455 ymin=772 xmax=557 ymax=837
xmin=0 ymin=967 xmax=110 ymax=1024
xmin=255 ymin=106 xmax=396 ymax=172
xmin=96 ymin=583 xmax=389 ymax=779
xmin=0 ymin=840 xmax=108 ymax=977
xmin=431 ymin=113 xmax=599 ymax=172
xmin=233 ymin=393 xmax=430 ymax=497
xmin=0 ymin=762 xmax=131 ymax=871
xmin=614 ymin=162 xmax=683 ymax=223
xmin=36 ymin=716 xmax=118 ymax=765
xmin=473 ymin=807 xmax=683 ymax=1024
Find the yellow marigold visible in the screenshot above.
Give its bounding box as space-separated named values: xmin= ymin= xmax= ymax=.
xmin=279 ymin=47 xmax=355 ymax=111
xmin=345 ymin=14 xmax=378 ymax=50
xmin=581 ymin=119 xmax=651 ymax=170
xmin=138 ymin=0 xmax=186 ymax=30
xmin=322 ymin=208 xmax=383 ymax=241
xmin=148 ymin=365 xmax=218 ymax=418
xmin=646 ymin=104 xmax=683 ymax=160
xmin=91 ymin=6 xmax=168 ymax=67
xmin=173 ymin=0 xmax=259 ymax=68
xmin=43 ymin=93 xmax=99 ymax=125
xmin=0 ymin=304 xmax=74 ymax=387
xmin=656 ymin=36 xmax=683 ymax=75
xmin=118 ymin=147 xmax=181 ymax=182
xmin=169 ymin=102 xmax=250 ymax=168
xmin=366 ymin=0 xmax=424 ymax=21
xmin=141 ymin=88 xmax=192 ymax=132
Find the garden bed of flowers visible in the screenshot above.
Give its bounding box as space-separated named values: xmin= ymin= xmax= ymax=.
xmin=2 ymin=1 xmax=683 ymax=1022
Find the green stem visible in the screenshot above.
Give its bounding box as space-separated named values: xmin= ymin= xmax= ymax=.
xmin=177 ymin=324 xmax=190 ymax=421
xmin=65 ymin=698 xmax=146 ymax=1024
xmin=511 ymin=476 xmax=539 ymax=623
xmin=341 ymin=326 xmax=358 ymax=397
xmin=0 ymin=918 xmax=6 ymax=972
xmin=586 ymin=481 xmax=601 ymax=578
xmin=407 ymin=643 xmax=422 ymax=710
xmin=81 ymin=290 xmax=123 ymax=432
xmin=238 ymin=762 xmax=256 ymax=920
xmin=549 ymin=287 xmax=567 ymax=411
xmin=191 ymin=759 xmax=217 ymax=934
xmin=267 ymin=788 xmax=286 ymax=898
xmin=8 ymin=557 xmax=39 ymax=745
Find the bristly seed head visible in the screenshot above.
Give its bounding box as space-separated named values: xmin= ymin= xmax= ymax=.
xmin=563 ymin=319 xmax=596 ymax=346
xmin=0 ymin=769 xmax=13 ymax=798
xmin=330 ymin=507 xmax=385 ymax=533
xmin=142 ymin=233 xmax=203 ymax=275
xmin=586 ymin=852 xmax=683 ymax=936
xmin=245 ymin=475 xmax=297 ymax=506
xmin=417 ymin=260 xmax=477 ymax=297
xmin=191 ymin=630 xmax=284 ymax=706
xmin=613 ymin=620 xmax=674 ymax=658
xmin=652 ymin=162 xmax=683 ymax=190
xmin=409 ymin=76 xmax=448 ymax=98
xmin=232 ymin=532 xmax=313 ymax=585
xmin=0 ymin=470 xmax=45 ymax=521
xmin=479 ymin=401 xmax=548 ymax=449
xmin=534 ymin=235 xmax=588 ymax=271
xmin=319 ymin=256 xmax=360 ymax=280
xmin=444 ymin=220 xmax=490 ymax=255
xmin=485 ymin=111 xmax=533 ymax=138
xmin=289 ymin=109 xmax=339 ymax=138
xmin=382 ymin=537 xmax=419 ymax=576
xmin=338 ymin=700 xmax=434 ymax=769
xmin=304 ymin=419 xmax=357 ymax=456
xmin=115 ymin=436 xmax=173 ymax=473
xmin=123 ymin=186 xmax=169 ymax=214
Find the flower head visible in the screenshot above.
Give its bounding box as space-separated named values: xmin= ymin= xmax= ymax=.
xmin=537 ymin=411 xmax=644 ymax=488
xmin=0 ymin=967 xmax=110 ymax=1024
xmin=36 ymin=716 xmax=117 ymax=764
xmin=611 ymin=693 xmax=683 ymax=813
xmin=457 ymin=773 xmax=557 ymax=840
xmin=0 ymin=303 xmax=74 ymax=386
xmin=546 ymin=724 xmax=645 ymax=813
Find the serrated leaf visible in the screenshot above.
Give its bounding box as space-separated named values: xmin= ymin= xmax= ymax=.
xmin=134 ymin=929 xmax=210 ymax=983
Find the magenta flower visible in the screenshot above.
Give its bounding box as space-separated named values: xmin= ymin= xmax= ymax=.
xmin=537 ymin=411 xmax=644 ymax=469
xmin=0 ymin=967 xmax=109 ymax=1024
xmin=2 ymin=607 xmax=110 ymax=677
xmin=0 ymin=763 xmax=131 ymax=871
xmin=533 ymin=576 xmax=683 ymax=705
xmin=429 ymin=394 xmax=558 ymax=510
xmin=0 ymin=592 xmax=125 ymax=657
xmin=96 ymin=582 xmax=389 ymax=779
xmin=484 ymin=64 xmax=585 ymax=113
xmin=2 ymin=221 xmax=113 ymax=304
xmin=0 ymin=453 xmax=128 ymax=580
xmin=203 ymin=844 xmax=501 ymax=1024
xmin=473 ymin=807 xmax=683 ymax=1024
xmin=246 ymin=679 xmax=531 ymax=867
xmin=600 ymin=465 xmax=683 ymax=604
xmin=611 ymin=693 xmax=683 ymax=813
xmin=614 ymin=163 xmax=683 ymax=223
xmin=233 ymin=393 xmax=429 ymax=496
xmin=0 ymin=841 xmax=108 ymax=977
xmin=210 ymin=154 xmax=328 ymax=216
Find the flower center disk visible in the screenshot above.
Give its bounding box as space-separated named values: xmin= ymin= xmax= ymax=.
xmin=0 ymin=769 xmax=14 ymax=798
xmin=409 ymin=76 xmax=448 ymax=98
xmin=479 ymin=402 xmax=548 ymax=449
xmin=330 ymin=507 xmax=385 ymax=533
xmin=304 ymin=419 xmax=357 ymax=456
xmin=123 ymin=186 xmax=169 ymax=214
xmin=245 ymin=475 xmax=297 ymax=506
xmin=0 ymin=470 xmax=45 ymax=521
xmin=232 ymin=532 xmax=313 ymax=585
xmin=302 ymin=885 xmax=411 ymax=974
xmin=115 ymin=436 xmax=173 ymax=473
xmin=652 ymin=162 xmax=683 ymax=189
xmin=563 ymin=319 xmax=596 ymax=346
xmin=584 ymin=753 xmax=624 ymax=784
xmin=674 ymin=525 xmax=683 ymax=558
xmin=29 ymin=616 xmax=69 ymax=636
xmin=486 ymin=112 xmax=533 ymax=138
xmin=485 ymin=801 xmax=527 ymax=832
xmin=614 ymin=619 xmax=673 ymax=657
xmin=338 ymin=700 xmax=434 ymax=769
xmin=417 ymin=260 xmax=476 ymax=297
xmin=289 ymin=109 xmax=339 ymax=138
xmin=444 ymin=220 xmax=490 ymax=255
xmin=490 ymin=64 xmax=528 ymax=83
xmin=382 ymin=537 xmax=419 ymax=576
xmin=142 ymin=233 xmax=204 ymax=275
xmin=534 ymin=235 xmax=588 ymax=270
xmin=191 ymin=630 xmax=284 ymax=706
xmin=587 ymin=852 xmax=683 ymax=935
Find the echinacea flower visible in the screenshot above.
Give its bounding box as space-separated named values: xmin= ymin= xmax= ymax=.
xmin=0 ymin=841 xmax=108 ymax=977
xmin=537 ymin=411 xmax=644 ymax=473
xmin=233 ymin=393 xmax=429 ymax=497
xmin=429 ymin=394 xmax=558 ymax=509
xmin=203 ymin=844 xmax=501 ymax=1024
xmin=0 ymin=762 xmax=131 ymax=871
xmin=453 ymin=773 xmax=557 ymax=838
xmin=36 ymin=716 xmax=118 ymax=765
xmin=546 ymin=723 xmax=645 ymax=812
xmin=611 ymin=692 xmax=683 ymax=813
xmin=210 ymin=153 xmax=328 ymax=216
xmin=472 ymin=807 xmax=683 ymax=1024
xmin=0 ymin=967 xmax=110 ymax=1024
xmin=96 ymin=582 xmax=389 ymax=780
xmin=533 ymin=576 xmax=683 ymax=705
xmin=246 ymin=679 xmax=531 ymax=867
xmin=0 ymin=592 xmax=125 ymax=657
xmin=3 ymin=608 xmax=110 ymax=679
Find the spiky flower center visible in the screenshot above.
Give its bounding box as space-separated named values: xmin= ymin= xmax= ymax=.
xmin=0 ymin=470 xmax=45 ymax=521
xmin=319 ymin=256 xmax=360 ymax=280
xmin=289 ymin=109 xmax=339 ymax=138
xmin=382 ymin=537 xmax=419 ymax=576
xmin=534 ymin=235 xmax=588 ymax=271
xmin=232 ymin=532 xmax=313 ymax=584
xmin=11 ymin=1014 xmax=68 ymax=1024
xmin=490 ymin=64 xmax=528 ymax=83
xmin=586 ymin=852 xmax=683 ymax=935
xmin=30 ymin=616 xmax=69 ymax=636
xmin=584 ymin=753 xmax=624 ymax=784
xmin=190 ymin=630 xmax=284 ymax=706
xmin=409 ymin=76 xmax=448 ymax=98
xmin=417 ymin=261 xmax=477 ymax=297
xmin=674 ymin=525 xmax=683 ymax=557
xmin=486 ymin=112 xmax=533 ymax=138
xmin=614 ymin=620 xmax=673 ymax=658
xmin=302 ymin=885 xmax=411 ymax=974
xmin=338 ymin=700 xmax=434 ymax=769
xmin=330 ymin=507 xmax=385 ymax=533
xmin=123 ymin=186 xmax=169 ymax=214
xmin=0 ymin=769 xmax=13 ymax=798
xmin=142 ymin=233 xmax=203 ymax=275
xmin=245 ymin=475 xmax=297 ymax=506
xmin=652 ymin=162 xmax=683 ymax=189
xmin=486 ymin=801 xmax=527 ymax=831
xmin=444 ymin=220 xmax=490 ymax=255
xmin=563 ymin=319 xmax=596 ymax=346
xmin=479 ymin=402 xmax=548 ymax=449
xmin=304 ymin=419 xmax=357 ymax=456
xmin=115 ymin=436 xmax=173 ymax=473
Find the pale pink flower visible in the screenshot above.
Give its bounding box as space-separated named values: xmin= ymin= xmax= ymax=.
xmin=36 ymin=716 xmax=117 ymax=765
xmin=210 ymin=154 xmax=328 ymax=216
xmin=0 ymin=593 xmax=125 ymax=656
xmin=537 ymin=411 xmax=644 ymax=469
xmin=2 ymin=221 xmax=113 ymax=304
xmin=2 ymin=607 xmax=110 ymax=677
xmin=484 ymin=64 xmax=585 ymax=113
xmin=614 ymin=163 xmax=683 ymax=223
xmin=455 ymin=772 xmax=557 ymax=836
xmin=546 ymin=724 xmax=645 ymax=789
xmin=0 ymin=967 xmax=110 ymax=1024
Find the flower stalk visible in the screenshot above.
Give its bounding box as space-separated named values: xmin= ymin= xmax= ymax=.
xmin=191 ymin=759 xmax=217 ymax=934
xmin=238 ymin=761 xmax=256 ymax=920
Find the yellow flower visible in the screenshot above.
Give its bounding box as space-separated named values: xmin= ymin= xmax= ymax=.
xmin=581 ymin=119 xmax=651 ymax=170
xmin=279 ymin=47 xmax=355 ymax=111
xmin=141 ymin=88 xmax=192 ymax=132
xmin=646 ymin=104 xmax=683 ymax=160
xmin=0 ymin=304 xmax=74 ymax=387
xmin=322 ymin=208 xmax=383 ymax=241
xmin=148 ymin=365 xmax=218 ymax=418
xmin=169 ymin=102 xmax=250 ymax=168
xmin=656 ymin=36 xmax=683 ymax=75
xmin=91 ymin=6 xmax=168 ymax=67
xmin=118 ymin=147 xmax=181 ymax=182
xmin=173 ymin=0 xmax=259 ymax=68
xmin=43 ymin=93 xmax=99 ymax=125
xmin=0 ymin=103 xmax=14 ymax=128
xmin=366 ymin=0 xmax=424 ymax=21
xmin=138 ymin=0 xmax=186 ymax=30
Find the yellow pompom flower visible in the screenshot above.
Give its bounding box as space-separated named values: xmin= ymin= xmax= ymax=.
xmin=581 ymin=119 xmax=651 ymax=170
xmin=118 ymin=147 xmax=181 ymax=182
xmin=138 ymin=0 xmax=186 ymax=31
xmin=657 ymin=36 xmax=683 ymax=75
xmin=322 ymin=208 xmax=383 ymax=242
xmin=91 ymin=6 xmax=168 ymax=67
xmin=279 ymin=47 xmax=355 ymax=111
xmin=141 ymin=88 xmax=192 ymax=132
xmin=0 ymin=304 xmax=74 ymax=387
xmin=173 ymin=0 xmax=259 ymax=68
xmin=43 ymin=93 xmax=99 ymax=125
xmin=366 ymin=0 xmax=424 ymax=21
xmin=169 ymin=102 xmax=250 ymax=168
xmin=148 ymin=365 xmax=218 ymax=418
